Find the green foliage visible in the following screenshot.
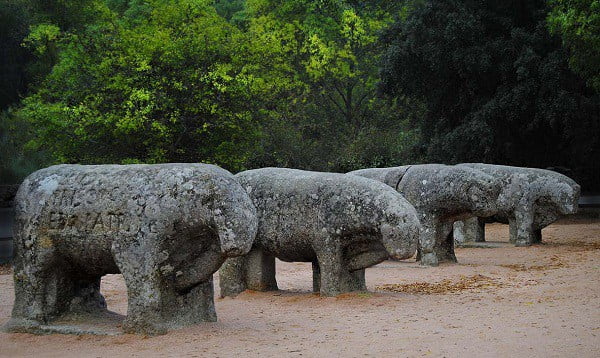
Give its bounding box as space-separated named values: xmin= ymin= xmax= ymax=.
xmin=213 ymin=0 xmax=248 ymax=27
xmin=380 ymin=0 xmax=600 ymax=190
xmin=6 ymin=0 xmax=596 ymax=190
xmin=2 ymin=0 xmax=423 ymax=179
xmin=243 ymin=0 xmax=422 ymax=171
xmin=27 ymin=0 xmax=104 ymax=31
xmin=0 ymin=109 xmax=50 ymax=183
xmin=18 ymin=0 xmax=263 ymax=171
xmin=548 ymin=0 xmax=600 ymax=93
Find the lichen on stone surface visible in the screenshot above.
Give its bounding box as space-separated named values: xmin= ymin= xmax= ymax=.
xmin=350 ymin=164 xmax=501 ymax=266
xmin=454 ymin=164 xmax=580 ymax=246
xmin=220 ymin=168 xmax=421 ymax=297
xmin=5 ymin=163 xmax=258 ymax=335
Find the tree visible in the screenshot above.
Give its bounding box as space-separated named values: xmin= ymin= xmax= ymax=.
xmin=548 ymin=0 xmax=600 ymax=93
xmin=0 ymin=0 xmax=105 ymax=111
xmin=380 ymin=0 xmax=600 ymax=190
xmin=0 ymin=109 xmax=50 ymax=183
xmin=18 ymin=0 xmax=263 ymax=171
xmin=244 ymin=0 xmax=421 ymax=171
xmin=0 ymin=0 xmax=33 ymax=111
xmin=1 ymin=0 xmax=115 ymax=183
xmin=213 ymin=0 xmax=248 ymax=27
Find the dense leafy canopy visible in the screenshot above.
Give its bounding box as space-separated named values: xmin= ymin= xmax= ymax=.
xmin=241 ymin=0 xmax=421 ymax=171
xmin=548 ymin=0 xmax=600 ymax=93
xmin=1 ymin=0 xmax=598 ymax=190
xmin=380 ymin=0 xmax=600 ymax=189
xmin=18 ymin=0 xmax=265 ymax=170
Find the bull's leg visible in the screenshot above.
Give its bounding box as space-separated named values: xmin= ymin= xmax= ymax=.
xmin=473 ymin=217 xmax=486 ymax=242
xmin=116 ymin=235 xmax=220 ymax=335
xmin=314 ymin=239 xmax=366 ymax=296
xmin=5 ymin=235 xmax=62 ymax=332
xmin=345 ymin=269 xmax=367 ymax=292
xmin=114 ymin=236 xmax=215 ymax=335
xmin=453 ymin=221 xmax=467 ymax=243
xmin=33 ymin=269 xmax=108 ymax=321
xmin=312 ymin=261 xmax=365 ymax=293
xmin=67 ymin=278 xmax=107 ymax=314
xmin=117 ymin=262 xmax=217 ymax=335
xmin=455 ymin=217 xmax=486 ymax=243
xmin=314 ymin=244 xmax=345 ymax=296
xmin=244 ymin=248 xmax=278 ymax=292
xmin=114 ymin=248 xmax=167 ymax=334
xmin=219 ymin=256 xmax=248 ymax=298
xmin=6 ymin=264 xmax=106 ymax=333
xmin=417 ymin=216 xmax=441 ymax=267
xmin=512 ymin=208 xmax=536 ymax=247
xmin=7 ymin=263 xmax=46 ymax=331
xmin=509 ymin=218 xmax=537 ymax=245
xmin=433 ymin=221 xmax=457 ymax=263
xmin=312 ymin=261 xmax=320 ymax=293
xmin=155 ymin=277 xmax=217 ymax=332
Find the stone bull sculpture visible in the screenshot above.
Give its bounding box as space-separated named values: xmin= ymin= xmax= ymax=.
xmin=349 ymin=164 xmax=500 ymax=266
xmin=4 ymin=164 xmax=258 ymax=335
xmin=454 ymin=164 xmax=580 ymax=246
xmin=219 ymin=168 xmax=420 ymax=297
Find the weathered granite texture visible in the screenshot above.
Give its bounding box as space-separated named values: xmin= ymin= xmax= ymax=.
xmin=454 ymin=164 xmax=580 ymax=246
xmin=453 ymin=217 xmax=485 ymax=244
xmin=4 ymin=163 xmax=257 ymax=335
xmin=219 ymin=168 xmax=420 ymax=297
xmin=350 ymin=165 xmax=500 ymax=266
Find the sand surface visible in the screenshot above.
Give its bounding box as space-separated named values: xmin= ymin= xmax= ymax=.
xmin=0 ymin=219 xmax=599 ymax=357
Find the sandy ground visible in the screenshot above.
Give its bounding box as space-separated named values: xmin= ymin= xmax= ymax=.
xmin=0 ymin=219 xmax=599 ymax=357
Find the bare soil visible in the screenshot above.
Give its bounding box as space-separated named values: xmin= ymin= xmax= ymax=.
xmin=0 ymin=219 xmax=599 ymax=357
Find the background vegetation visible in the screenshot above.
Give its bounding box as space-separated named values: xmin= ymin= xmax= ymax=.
xmin=1 ymin=0 xmax=598 ymax=191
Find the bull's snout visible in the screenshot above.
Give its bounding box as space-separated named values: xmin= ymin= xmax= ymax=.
xmin=381 ymin=222 xmax=419 ymax=260
xmin=559 ymin=192 xmax=579 ymax=215
xmin=553 ymin=183 xmax=580 ymax=215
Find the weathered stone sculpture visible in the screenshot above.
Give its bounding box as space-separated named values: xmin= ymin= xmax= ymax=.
xmin=4 ymin=163 xmax=258 ymax=335
xmin=454 ymin=164 xmax=580 ymax=246
xmin=219 ymin=168 xmax=420 ymax=297
xmin=349 ymin=164 xmax=500 ymax=266
xmin=453 ymin=217 xmax=485 ymax=244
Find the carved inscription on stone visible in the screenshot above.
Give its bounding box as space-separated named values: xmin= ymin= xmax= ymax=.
xmin=50 ymin=188 xmax=76 ymax=207
xmin=7 ymin=163 xmax=260 ymax=335
xmin=47 ymin=211 xmax=136 ymax=234
xmin=45 ymin=187 xmax=140 ymax=234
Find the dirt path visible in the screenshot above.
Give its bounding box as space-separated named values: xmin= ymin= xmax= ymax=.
xmin=0 ymin=219 xmax=599 ymax=357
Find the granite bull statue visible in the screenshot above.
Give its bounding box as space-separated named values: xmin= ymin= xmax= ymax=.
xmin=4 ymin=164 xmax=258 ymax=335
xmin=454 ymin=164 xmax=580 ymax=246
xmin=219 ymin=168 xmax=420 ymax=297
xmin=349 ymin=164 xmax=500 ymax=266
